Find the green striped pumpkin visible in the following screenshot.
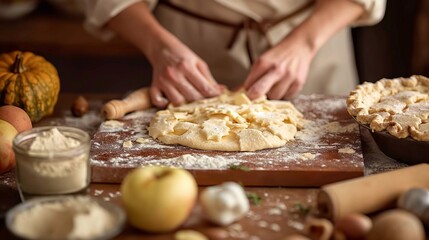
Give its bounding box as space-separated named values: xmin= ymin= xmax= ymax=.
xmin=0 ymin=51 xmax=60 ymax=122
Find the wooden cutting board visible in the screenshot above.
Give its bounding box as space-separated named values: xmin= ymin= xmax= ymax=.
xmin=90 ymin=95 xmax=364 ymax=186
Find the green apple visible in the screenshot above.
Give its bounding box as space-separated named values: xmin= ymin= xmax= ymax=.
xmin=120 ymin=166 xmax=198 ymax=233
xmin=0 ymin=119 xmax=18 ymax=173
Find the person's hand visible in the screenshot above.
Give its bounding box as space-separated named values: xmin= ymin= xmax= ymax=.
xmin=149 ymin=39 xmax=222 ymax=108
xmin=243 ymin=0 xmax=367 ymax=100
xmin=106 ymin=1 xmax=222 ymax=108
xmin=243 ymin=36 xmax=316 ymax=100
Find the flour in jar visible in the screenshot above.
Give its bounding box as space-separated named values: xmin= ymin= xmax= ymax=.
xmin=29 ymin=128 xmax=80 ymax=152
xmin=15 ymin=127 xmax=90 ymax=195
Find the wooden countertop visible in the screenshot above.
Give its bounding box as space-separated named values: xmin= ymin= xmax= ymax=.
xmin=0 ymin=93 xmax=408 ymax=240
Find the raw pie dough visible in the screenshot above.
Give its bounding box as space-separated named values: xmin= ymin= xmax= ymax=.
xmin=347 ymin=75 xmax=429 ymax=140
xmin=148 ymin=92 xmax=304 ymax=151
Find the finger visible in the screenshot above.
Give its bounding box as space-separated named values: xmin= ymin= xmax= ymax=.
xmin=164 ymin=66 xmax=204 ymax=102
xmin=150 ymin=86 xmax=169 ymax=108
xmin=243 ymin=58 xmax=272 ymax=89
xmin=283 ymin=80 xmax=304 ymax=100
xmin=197 ymin=61 xmax=217 ymax=85
xmin=197 ymin=62 xmax=225 ymax=95
xmin=246 ymin=69 xmax=281 ymax=100
xmin=179 ymin=60 xmax=220 ymax=97
xmin=175 ymin=77 xmax=204 ymax=102
xmin=267 ymin=79 xmax=292 ymax=100
xmin=160 ymin=81 xmax=186 ymax=106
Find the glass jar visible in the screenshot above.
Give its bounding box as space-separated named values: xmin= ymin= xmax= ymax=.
xmin=13 ymin=126 xmax=91 ymax=198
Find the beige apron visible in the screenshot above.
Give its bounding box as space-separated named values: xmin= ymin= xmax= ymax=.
xmin=153 ymin=0 xmax=359 ymax=95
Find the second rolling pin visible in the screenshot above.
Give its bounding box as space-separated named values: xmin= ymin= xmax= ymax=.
xmin=102 ymin=87 xmax=152 ymax=119
xmin=317 ymin=163 xmax=429 ymax=222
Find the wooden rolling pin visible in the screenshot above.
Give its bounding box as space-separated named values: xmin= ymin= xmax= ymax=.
xmin=317 ymin=163 xmax=429 ymax=222
xmin=102 ymin=87 xmax=152 ymax=119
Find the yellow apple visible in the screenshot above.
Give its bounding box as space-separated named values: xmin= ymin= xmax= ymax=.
xmin=120 ymin=166 xmax=198 ymax=233
xmin=0 ymin=119 xmax=18 ymax=173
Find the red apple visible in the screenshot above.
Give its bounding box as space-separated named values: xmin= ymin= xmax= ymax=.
xmin=0 ymin=119 xmax=18 ymax=173
xmin=120 ymin=166 xmax=198 ymax=233
xmin=0 ymin=105 xmax=32 ymax=133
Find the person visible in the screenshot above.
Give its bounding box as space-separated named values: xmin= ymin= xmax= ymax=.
xmin=83 ymin=0 xmax=386 ymax=108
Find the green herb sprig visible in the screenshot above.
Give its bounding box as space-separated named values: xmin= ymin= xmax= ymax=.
xmin=246 ymin=192 xmax=262 ymax=205
xmin=228 ymin=164 xmax=250 ymax=172
xmin=293 ymin=203 xmax=312 ymax=215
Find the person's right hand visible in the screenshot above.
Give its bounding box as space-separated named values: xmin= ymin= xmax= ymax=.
xmin=148 ymin=38 xmax=222 ymax=108
xmin=106 ymin=1 xmax=222 ymax=108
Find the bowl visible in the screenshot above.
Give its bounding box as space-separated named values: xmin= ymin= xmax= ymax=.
xmin=6 ymin=196 xmax=125 ymax=240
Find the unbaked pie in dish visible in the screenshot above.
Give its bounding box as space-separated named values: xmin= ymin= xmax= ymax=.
xmin=347 ymin=75 xmax=429 ymax=141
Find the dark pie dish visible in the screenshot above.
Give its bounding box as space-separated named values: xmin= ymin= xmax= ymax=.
xmin=357 ymin=120 xmax=429 ymax=165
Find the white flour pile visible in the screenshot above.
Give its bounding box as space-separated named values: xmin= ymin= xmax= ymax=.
xmin=29 ymin=128 xmax=80 ymax=152
xmin=11 ymin=197 xmax=115 ymax=240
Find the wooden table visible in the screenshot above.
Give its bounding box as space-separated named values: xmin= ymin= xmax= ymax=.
xmin=0 ymin=93 xmax=408 ymax=240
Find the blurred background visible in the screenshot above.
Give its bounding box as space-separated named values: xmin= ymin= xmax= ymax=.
xmin=0 ymin=0 xmax=428 ymax=93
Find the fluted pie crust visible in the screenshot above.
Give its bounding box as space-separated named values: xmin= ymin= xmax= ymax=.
xmin=347 ymin=75 xmax=429 ymax=141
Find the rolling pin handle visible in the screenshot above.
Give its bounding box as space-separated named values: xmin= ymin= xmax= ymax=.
xmin=317 ymin=164 xmax=429 ymax=222
xmin=101 ymin=100 xmax=121 ymax=120
xmin=102 ymin=87 xmax=152 ymax=119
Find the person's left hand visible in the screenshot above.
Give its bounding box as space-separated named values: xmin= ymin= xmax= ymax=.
xmin=243 ymin=36 xmax=316 ymax=100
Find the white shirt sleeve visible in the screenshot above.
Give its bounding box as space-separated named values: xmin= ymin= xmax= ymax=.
xmin=351 ymin=0 xmax=386 ymax=26
xmin=82 ymin=0 xmax=158 ymax=40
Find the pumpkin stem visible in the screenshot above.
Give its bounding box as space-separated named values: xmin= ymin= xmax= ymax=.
xmin=11 ymin=52 xmax=25 ymax=74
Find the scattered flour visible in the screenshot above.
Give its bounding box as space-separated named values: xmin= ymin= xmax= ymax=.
xmin=153 ymin=154 xmax=243 ymax=169
xmin=338 ymin=147 xmax=356 ymax=154
xmin=100 ymin=120 xmax=124 ymax=131
xmin=296 ymin=121 xmax=358 ymax=142
xmin=323 ymin=121 xmax=358 ymax=133
xmin=90 ymin=95 xmax=363 ymax=171
xmin=106 ymin=154 xmax=245 ymax=170
xmin=299 ymin=153 xmax=316 ymax=160
xmin=122 ymin=140 xmax=133 ymax=148
xmin=64 ymin=111 xmax=103 ymax=133
xmin=136 ymin=137 xmax=149 ymax=144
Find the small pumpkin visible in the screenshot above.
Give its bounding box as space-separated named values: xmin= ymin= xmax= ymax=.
xmin=0 ymin=51 xmax=60 ymax=122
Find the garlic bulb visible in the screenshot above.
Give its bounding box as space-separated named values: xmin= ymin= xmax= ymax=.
xmin=199 ymin=182 xmax=249 ymax=226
